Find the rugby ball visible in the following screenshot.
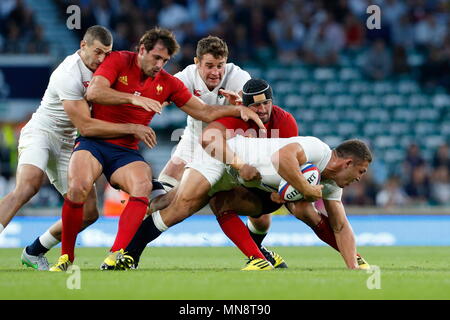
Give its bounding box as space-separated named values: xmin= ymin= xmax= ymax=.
xmin=278 ymin=163 xmax=321 ymax=201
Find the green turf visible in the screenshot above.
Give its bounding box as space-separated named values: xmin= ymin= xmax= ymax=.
xmin=1 ymin=246 xmax=449 ymax=300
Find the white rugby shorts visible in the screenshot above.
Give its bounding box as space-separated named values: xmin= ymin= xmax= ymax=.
xmin=172 ymin=133 xmax=205 ymax=164
xmin=186 ymin=157 xmax=241 ymax=197
xmin=17 ymin=124 xmax=74 ymax=195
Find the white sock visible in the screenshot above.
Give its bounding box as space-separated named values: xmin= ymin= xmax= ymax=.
xmin=39 ymin=230 xmax=60 ymax=249
xmin=0 ymin=224 xmax=4 ymax=234
xmin=152 ymin=210 xmax=168 ymax=232
xmin=247 ymin=218 xmax=268 ymax=235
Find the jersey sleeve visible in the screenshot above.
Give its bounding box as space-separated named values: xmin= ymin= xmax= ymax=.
xmin=52 ymin=70 xmax=84 ymax=101
xmin=279 ymin=112 xmax=299 ymax=138
xmin=168 ymin=76 xmax=193 ymax=107
xmin=93 ymin=51 xmax=126 ymax=85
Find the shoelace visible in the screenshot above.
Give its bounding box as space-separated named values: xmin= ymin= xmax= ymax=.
xmin=38 ymin=254 xmax=50 ymax=268
xmin=245 ymin=256 xmax=256 ymax=264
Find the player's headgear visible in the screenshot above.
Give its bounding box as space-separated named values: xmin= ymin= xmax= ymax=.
xmin=242 ymin=78 xmax=273 ymax=107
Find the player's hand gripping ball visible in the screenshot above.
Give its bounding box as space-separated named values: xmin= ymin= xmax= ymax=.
xmin=278 ymin=163 xmax=321 ymax=201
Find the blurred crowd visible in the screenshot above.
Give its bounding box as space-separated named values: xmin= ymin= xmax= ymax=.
xmin=0 ymin=0 xmax=449 ymax=209
xmin=342 ymin=143 xmax=450 ymax=207
xmin=0 ymin=0 xmax=49 ymax=54
xmin=50 ymin=0 xmax=450 ymax=89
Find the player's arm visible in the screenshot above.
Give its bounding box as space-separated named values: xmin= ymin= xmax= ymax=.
xmin=63 ymin=99 xmax=157 ymax=148
xmin=323 ymin=199 xmax=359 ymax=269
xmin=86 ymin=75 xmax=162 ymax=113
xmin=202 ymin=121 xmax=261 ymax=181
xmin=180 ymin=96 xmax=265 ymax=130
xmin=272 ymin=143 xmax=323 ymax=201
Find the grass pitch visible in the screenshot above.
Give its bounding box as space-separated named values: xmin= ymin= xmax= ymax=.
xmin=0 ymin=246 xmax=449 ymax=300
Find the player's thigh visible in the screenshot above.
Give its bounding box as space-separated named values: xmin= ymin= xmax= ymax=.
xmin=68 ymin=150 xmax=103 ymax=192
xmin=109 ymin=161 xmax=153 ymax=197
xmin=209 ymin=186 xmax=266 ymax=216
xmin=177 ymin=168 xmax=211 ymax=205
xmin=45 ymin=141 xmax=72 ymax=196
xmin=161 ymin=168 xmax=211 ymax=226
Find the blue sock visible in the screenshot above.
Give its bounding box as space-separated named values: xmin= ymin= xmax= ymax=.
xmin=125 ymin=217 xmax=162 ymax=266
xmin=26 ymin=237 xmax=49 ymax=256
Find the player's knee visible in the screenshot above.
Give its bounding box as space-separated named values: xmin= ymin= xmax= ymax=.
xmin=249 ymin=215 xmax=271 ymax=232
xmin=129 ymin=179 xmax=152 ymax=197
xmin=67 ymin=179 xmax=92 ymax=202
xmin=287 ymin=202 xmax=310 ymax=221
xmin=209 ymin=199 xmax=231 ymax=217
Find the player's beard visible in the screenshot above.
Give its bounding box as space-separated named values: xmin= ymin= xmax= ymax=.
xmin=145 ymin=67 xmax=160 ymax=78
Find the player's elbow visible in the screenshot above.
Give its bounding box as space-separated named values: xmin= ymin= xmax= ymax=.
xmin=86 ymin=86 xmax=100 ymax=103
xmin=199 ymin=112 xmax=214 ymax=123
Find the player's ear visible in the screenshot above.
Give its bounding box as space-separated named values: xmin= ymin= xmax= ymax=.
xmin=345 ymin=158 xmax=353 ymax=168
xmin=139 ymin=44 xmax=147 ymax=56
xmin=80 ymin=40 xmax=87 ymax=49
xmin=194 ymin=57 xmax=199 ymax=65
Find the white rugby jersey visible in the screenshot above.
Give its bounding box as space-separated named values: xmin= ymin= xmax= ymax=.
xmin=227 ymin=135 xmax=343 ymax=200
xmin=174 ymin=63 xmax=251 ymax=139
xmin=29 ymin=51 xmax=92 ymax=138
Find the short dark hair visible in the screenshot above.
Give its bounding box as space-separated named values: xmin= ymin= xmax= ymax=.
xmin=83 ymin=25 xmax=112 ymax=46
xmin=196 ymin=36 xmax=229 ymax=60
xmin=335 ymin=139 xmax=373 ymax=163
xmin=138 ymin=27 xmax=180 ymax=56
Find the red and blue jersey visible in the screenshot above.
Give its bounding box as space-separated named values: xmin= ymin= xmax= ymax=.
xmin=92 ymin=51 xmax=192 ymax=149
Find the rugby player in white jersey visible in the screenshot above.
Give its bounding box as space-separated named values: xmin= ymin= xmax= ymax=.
xmin=200 ymin=134 xmax=371 ymax=270
xmin=158 ymin=36 xmax=251 ymax=190
xmin=0 ymin=25 xmax=156 ymax=270
xmin=153 ymin=37 xmax=287 ymax=264
xmin=121 ymin=132 xmax=371 ymax=270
